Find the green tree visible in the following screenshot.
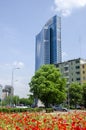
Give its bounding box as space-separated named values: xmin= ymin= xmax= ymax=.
xmin=82 ymin=83 xmax=86 ymax=108
xmin=29 ymin=64 xmax=67 ymax=107
xmin=28 ymin=94 xmax=34 ymax=105
xmin=12 ymin=95 xmax=20 ymax=105
xmin=69 ymin=82 xmax=82 ymax=108
xmin=1 ymin=95 xmax=20 ymax=106
xmin=19 ymin=98 xmax=29 ymax=105
xmin=5 ymin=96 xmax=11 ymax=105
xmin=19 ymin=96 xmax=34 ymax=106
xmin=1 ymin=96 xmax=11 ymax=106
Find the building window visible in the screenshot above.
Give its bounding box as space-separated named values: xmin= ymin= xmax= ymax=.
xmin=72 ymin=78 xmax=73 ymax=81
xmin=56 ymin=64 xmax=59 ymax=67
xmin=82 ymin=65 xmax=84 ymax=68
xmin=76 ymin=78 xmax=80 ymax=81
xmin=83 ymin=71 xmax=85 ymax=74
xmin=76 ymin=72 xmax=80 ymax=74
xmin=76 ymin=66 xmax=80 ymax=69
xmin=64 ymin=67 xmax=68 ymax=71
xmin=76 ymin=60 xmax=79 ymax=63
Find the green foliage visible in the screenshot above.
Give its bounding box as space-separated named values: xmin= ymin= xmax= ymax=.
xmin=19 ymin=96 xmax=34 ymax=106
xmin=82 ymin=83 xmax=86 ymax=108
xmin=1 ymin=95 xmax=20 ymax=106
xmin=0 ymin=107 xmax=45 ymax=113
xmin=1 ymin=95 xmax=34 ymax=107
xmin=69 ymin=82 xmax=83 ymax=108
xmin=45 ymin=108 xmax=54 ymax=113
xmin=19 ymin=98 xmax=29 ymax=105
xmin=29 ymin=64 xmax=67 ymax=107
xmin=12 ymin=95 xmax=20 ymax=105
xmin=27 ymin=95 xmax=34 ymax=105
xmin=0 ymin=108 xmax=28 ymax=113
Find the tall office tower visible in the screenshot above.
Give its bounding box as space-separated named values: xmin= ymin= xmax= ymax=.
xmin=35 ymin=15 xmax=62 ymax=71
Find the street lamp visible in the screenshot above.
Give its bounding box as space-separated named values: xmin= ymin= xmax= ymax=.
xmin=10 ymin=67 xmax=20 ymax=106
xmin=11 ymin=67 xmax=20 ymax=95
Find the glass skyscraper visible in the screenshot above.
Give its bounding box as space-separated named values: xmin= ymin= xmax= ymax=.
xmin=35 ymin=15 xmax=62 ymax=71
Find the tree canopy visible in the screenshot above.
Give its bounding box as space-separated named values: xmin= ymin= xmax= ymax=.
xmin=29 ymin=64 xmax=67 ymax=107
xmin=82 ymin=83 xmax=86 ymax=108
xmin=69 ymin=82 xmax=82 ymax=108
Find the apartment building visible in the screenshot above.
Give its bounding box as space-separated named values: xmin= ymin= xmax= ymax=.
xmin=55 ymin=58 xmax=86 ymax=84
xmin=81 ymin=62 xmax=86 ymax=84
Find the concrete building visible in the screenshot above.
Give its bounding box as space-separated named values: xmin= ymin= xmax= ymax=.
xmin=2 ymin=85 xmax=14 ymax=100
xmin=35 ymin=15 xmax=62 ymax=71
xmin=80 ymin=62 xmax=86 ymax=84
xmin=55 ymin=58 xmax=86 ymax=84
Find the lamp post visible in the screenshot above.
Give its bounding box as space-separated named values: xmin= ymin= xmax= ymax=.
xmin=10 ymin=67 xmax=20 ymax=106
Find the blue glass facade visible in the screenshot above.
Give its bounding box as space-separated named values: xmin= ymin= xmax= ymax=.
xmin=35 ymin=15 xmax=62 ymax=71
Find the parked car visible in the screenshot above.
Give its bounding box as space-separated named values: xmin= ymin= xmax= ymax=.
xmin=16 ymin=106 xmax=28 ymax=108
xmin=52 ymin=105 xmax=68 ymax=112
xmin=76 ymin=105 xmax=81 ymax=109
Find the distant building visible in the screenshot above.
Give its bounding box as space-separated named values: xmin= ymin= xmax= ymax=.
xmin=0 ymin=84 xmax=3 ymax=101
xmin=35 ymin=15 xmax=62 ymax=71
xmin=2 ymin=85 xmax=14 ymax=100
xmin=55 ymin=58 xmax=86 ymax=84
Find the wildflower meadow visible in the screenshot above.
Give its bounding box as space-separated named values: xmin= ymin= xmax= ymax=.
xmin=0 ymin=110 xmax=86 ymax=130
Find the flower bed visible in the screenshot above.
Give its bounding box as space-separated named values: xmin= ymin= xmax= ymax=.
xmin=0 ymin=111 xmax=86 ymax=130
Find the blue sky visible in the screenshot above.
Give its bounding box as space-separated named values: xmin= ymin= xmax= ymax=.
xmin=0 ymin=0 xmax=86 ymax=98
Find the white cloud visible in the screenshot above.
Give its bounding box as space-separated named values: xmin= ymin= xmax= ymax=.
xmin=12 ymin=61 xmax=24 ymax=68
xmin=0 ymin=61 xmax=24 ymax=69
xmin=53 ymin=0 xmax=86 ymax=16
